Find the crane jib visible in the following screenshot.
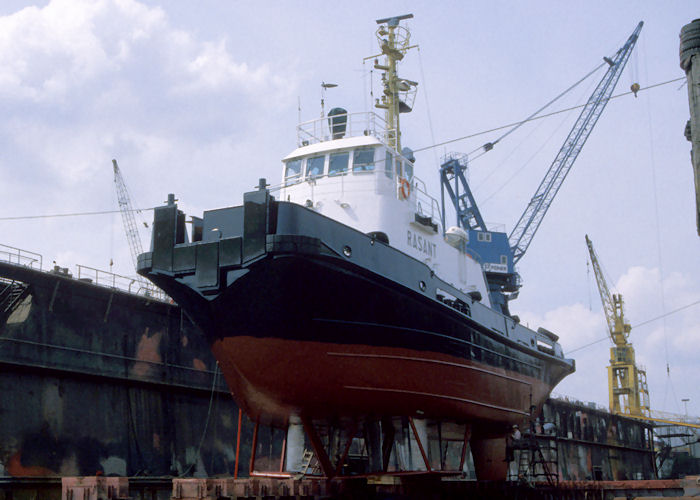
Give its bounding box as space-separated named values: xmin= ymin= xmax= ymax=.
xmin=509 ymin=22 xmax=643 ymax=265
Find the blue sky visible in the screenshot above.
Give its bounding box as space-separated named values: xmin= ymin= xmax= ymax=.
xmin=1 ymin=0 xmax=698 ymax=417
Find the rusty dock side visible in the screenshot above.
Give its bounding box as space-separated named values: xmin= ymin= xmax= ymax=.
xmin=4 ymin=474 xmax=699 ymax=500
xmin=166 ymin=476 xmax=700 ymax=499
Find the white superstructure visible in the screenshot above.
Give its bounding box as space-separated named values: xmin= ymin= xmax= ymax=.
xmin=278 ymin=110 xmax=491 ymax=306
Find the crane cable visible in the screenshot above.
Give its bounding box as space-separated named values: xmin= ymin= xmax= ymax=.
xmin=411 ymin=76 xmax=685 ymax=155
xmin=641 ymin=35 xmax=677 ymax=412
xmin=566 ymin=298 xmax=700 ymax=355
xmin=0 ymin=76 xmax=684 ymax=223
xmin=468 ymin=61 xmax=607 ymax=159
xmin=0 ymin=208 xmax=153 ymax=221
xmin=417 ymin=46 xmax=440 ymax=170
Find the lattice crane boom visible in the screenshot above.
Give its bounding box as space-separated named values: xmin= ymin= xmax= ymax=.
xmin=509 ymin=22 xmax=643 ymax=265
xmin=585 ymin=234 xmax=631 ymax=346
xmin=112 ymin=159 xmax=145 ymax=273
xmin=585 ymin=234 xmax=649 ymax=417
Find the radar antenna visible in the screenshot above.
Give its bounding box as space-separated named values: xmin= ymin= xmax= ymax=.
xmin=370 ymin=13 xmax=418 ymax=152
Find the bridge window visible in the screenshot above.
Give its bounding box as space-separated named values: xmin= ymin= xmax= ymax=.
xmin=329 ymin=151 xmax=349 ymax=176
xmin=385 ymin=151 xmax=393 ymax=178
xmin=284 ymin=159 xmax=302 ymax=185
xmin=353 ymin=148 xmax=375 ymax=172
xmin=306 ymin=155 xmax=325 ymax=179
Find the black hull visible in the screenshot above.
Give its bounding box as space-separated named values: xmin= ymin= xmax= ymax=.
xmin=139 ymin=188 xmax=574 ymax=431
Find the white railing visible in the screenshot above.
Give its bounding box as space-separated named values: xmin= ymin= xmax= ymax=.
xmin=75 ymin=264 xmax=170 ymax=302
xmin=410 ymin=176 xmax=442 ymax=228
xmin=296 ymin=111 xmax=390 ymax=146
xmin=0 ymin=244 xmax=43 ymax=270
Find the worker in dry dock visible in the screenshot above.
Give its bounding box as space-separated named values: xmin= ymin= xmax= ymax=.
xmin=505 ymin=424 xmax=522 ymax=462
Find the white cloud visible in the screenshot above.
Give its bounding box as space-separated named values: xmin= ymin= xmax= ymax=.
xmin=0 ymin=0 xmax=293 ymax=106
xmin=617 ymin=266 xmax=700 ymax=364
xmin=0 ymin=0 xmax=299 ymax=278
xmin=521 ymin=265 xmax=700 ymax=414
xmin=0 ymin=0 xmax=157 ymax=101
xmin=179 ymin=38 xmax=278 ymax=94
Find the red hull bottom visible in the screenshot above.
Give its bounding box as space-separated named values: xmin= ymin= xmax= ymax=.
xmin=211 ymin=336 xmax=552 ymax=480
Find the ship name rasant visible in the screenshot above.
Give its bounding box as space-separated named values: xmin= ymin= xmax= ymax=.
xmin=407 ymin=229 xmax=437 ymax=258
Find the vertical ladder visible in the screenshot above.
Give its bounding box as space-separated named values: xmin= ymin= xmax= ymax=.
xmin=515 ymin=444 xmax=530 ymax=482
xmin=530 ymin=436 xmax=559 ymax=486
xmin=300 ymin=449 xmax=321 ymax=476
xmin=509 ymin=423 xmax=559 ymax=486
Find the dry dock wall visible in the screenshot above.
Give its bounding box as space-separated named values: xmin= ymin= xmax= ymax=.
xmin=0 ymin=262 xmax=256 ymax=478
xmin=540 ymin=398 xmax=655 ymax=480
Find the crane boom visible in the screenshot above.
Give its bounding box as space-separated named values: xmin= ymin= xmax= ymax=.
xmin=585 ymin=234 xmax=649 ymax=417
xmin=585 ymin=234 xmax=630 ymax=346
xmin=509 ymin=22 xmax=643 ymax=264
xmin=113 ymin=159 xmax=144 ymax=273
xmin=588 ymin=235 xmax=700 ymax=430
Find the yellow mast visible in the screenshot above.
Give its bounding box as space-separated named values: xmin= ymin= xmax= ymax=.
xmin=585 ymin=235 xmax=650 ymax=417
xmin=370 ymin=14 xmax=418 ymax=153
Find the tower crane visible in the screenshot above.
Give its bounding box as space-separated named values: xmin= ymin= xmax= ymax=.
xmin=440 ymin=22 xmax=643 ymax=314
xmin=585 ymin=236 xmax=700 ymax=436
xmin=585 ymin=234 xmax=650 ymax=417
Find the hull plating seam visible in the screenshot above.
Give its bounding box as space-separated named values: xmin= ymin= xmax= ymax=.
xmin=326 ymin=352 xmax=531 ymax=385
xmin=342 ymin=385 xmax=530 ymax=416
xmin=315 ymin=317 xmax=542 ymax=371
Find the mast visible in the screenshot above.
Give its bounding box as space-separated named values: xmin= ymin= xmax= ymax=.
xmin=371 ymin=14 xmax=418 ymax=153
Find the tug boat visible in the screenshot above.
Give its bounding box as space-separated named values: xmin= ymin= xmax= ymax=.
xmin=138 ymin=14 xmax=574 ymax=480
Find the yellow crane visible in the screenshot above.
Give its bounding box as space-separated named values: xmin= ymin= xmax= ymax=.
xmin=585 ymin=234 xmax=651 ymax=417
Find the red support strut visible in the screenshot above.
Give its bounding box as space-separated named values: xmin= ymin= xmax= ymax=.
xmin=249 ymin=420 xmax=259 ymax=474
xmin=408 ymin=417 xmax=432 ymax=472
xmin=459 ymin=423 xmax=472 ymax=472
xmin=301 ymin=416 xmax=335 ymax=478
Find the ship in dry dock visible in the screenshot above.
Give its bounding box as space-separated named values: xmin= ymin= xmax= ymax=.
xmin=137 ymin=14 xmax=583 ymax=480
xmin=1 ymin=12 xmax=699 ymax=499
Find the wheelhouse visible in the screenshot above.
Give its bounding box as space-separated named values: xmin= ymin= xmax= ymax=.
xmin=280 ymin=111 xmax=417 ymax=196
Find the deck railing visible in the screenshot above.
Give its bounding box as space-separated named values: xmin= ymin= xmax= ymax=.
xmin=411 ymin=176 xmax=442 ymax=229
xmin=0 ymin=242 xmax=171 ymax=302
xmin=0 ymin=244 xmax=43 ymax=270
xmin=75 ymin=264 xmax=170 ymax=302
xmin=296 ymin=111 xmax=390 ymax=147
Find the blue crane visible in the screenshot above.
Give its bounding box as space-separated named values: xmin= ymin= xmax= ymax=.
xmin=440 ymin=22 xmax=643 ymax=314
